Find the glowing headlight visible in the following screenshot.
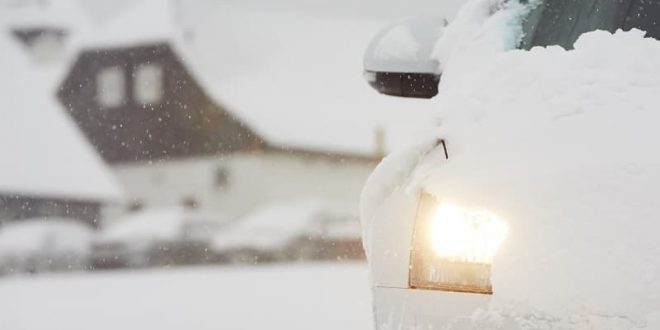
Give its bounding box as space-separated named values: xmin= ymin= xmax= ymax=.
xmin=409 ymin=193 xmax=508 ymax=294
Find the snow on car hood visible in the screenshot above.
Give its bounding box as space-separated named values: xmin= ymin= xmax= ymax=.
xmin=361 ymin=0 xmax=660 ymax=327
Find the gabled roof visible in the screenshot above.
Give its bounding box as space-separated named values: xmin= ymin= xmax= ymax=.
xmin=0 ymin=32 xmax=122 ymax=201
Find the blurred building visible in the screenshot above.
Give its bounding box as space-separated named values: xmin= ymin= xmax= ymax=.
xmin=1 ymin=0 xmax=381 ymax=228
xmin=57 ymin=38 xmax=378 ymax=222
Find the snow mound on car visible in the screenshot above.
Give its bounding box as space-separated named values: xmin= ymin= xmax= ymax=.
xmin=361 ymin=2 xmax=660 ymax=327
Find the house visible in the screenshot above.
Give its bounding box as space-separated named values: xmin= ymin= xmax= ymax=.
xmin=0 ymin=20 xmax=122 ymax=227
xmin=57 ymin=38 xmax=379 ymax=222
xmin=48 ymin=0 xmax=383 ymax=226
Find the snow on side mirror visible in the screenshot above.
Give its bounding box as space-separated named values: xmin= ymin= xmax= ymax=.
xmin=363 ymin=17 xmax=446 ymax=99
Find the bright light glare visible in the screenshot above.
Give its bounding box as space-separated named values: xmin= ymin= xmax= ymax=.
xmin=430 ymin=203 xmax=508 ymax=264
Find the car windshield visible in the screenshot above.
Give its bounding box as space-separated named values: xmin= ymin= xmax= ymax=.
xmin=521 ymin=0 xmax=660 ymax=49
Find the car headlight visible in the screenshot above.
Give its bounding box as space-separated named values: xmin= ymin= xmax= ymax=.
xmin=409 ymin=193 xmax=508 ymax=294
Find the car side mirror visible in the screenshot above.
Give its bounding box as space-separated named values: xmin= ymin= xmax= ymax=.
xmin=363 ymin=17 xmax=447 ymax=99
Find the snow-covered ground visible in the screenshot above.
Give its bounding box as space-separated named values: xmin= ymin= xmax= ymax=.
xmin=0 ymin=263 xmax=373 ymax=330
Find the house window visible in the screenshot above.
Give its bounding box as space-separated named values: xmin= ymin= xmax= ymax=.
xmin=97 ymin=66 xmax=126 ymax=108
xmin=134 ymin=63 xmax=164 ymax=105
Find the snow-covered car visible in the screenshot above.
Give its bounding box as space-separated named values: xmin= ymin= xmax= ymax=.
xmin=296 ymin=209 xmax=365 ymax=261
xmin=92 ymin=208 xmax=230 ymax=269
xmin=211 ymin=200 xmax=363 ymax=263
xmin=361 ymin=0 xmax=660 ymax=329
xmin=0 ymin=218 xmax=94 ymax=275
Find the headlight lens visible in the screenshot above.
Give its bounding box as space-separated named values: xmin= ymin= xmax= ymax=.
xmin=430 ymin=203 xmax=508 ymax=264
xmin=409 ymin=193 xmax=508 ymax=294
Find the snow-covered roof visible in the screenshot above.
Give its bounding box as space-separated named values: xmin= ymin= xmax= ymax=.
xmin=0 ymin=31 xmax=122 ymax=201
xmin=0 ymin=0 xmax=90 ymax=31
xmin=0 ymin=217 xmax=94 ymax=257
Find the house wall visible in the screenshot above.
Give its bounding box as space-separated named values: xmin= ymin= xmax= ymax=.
xmin=0 ymin=194 xmax=101 ymax=227
xmin=102 ymin=151 xmax=376 ymax=224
